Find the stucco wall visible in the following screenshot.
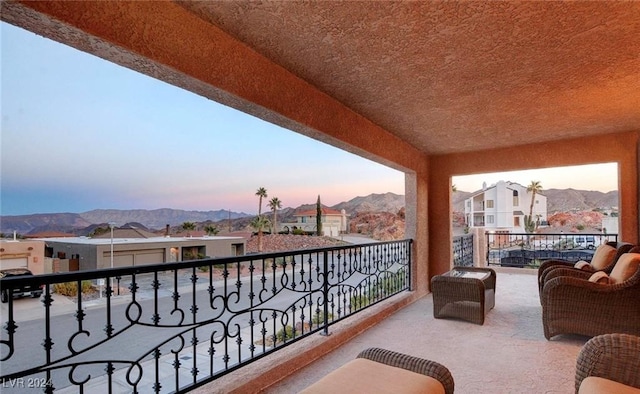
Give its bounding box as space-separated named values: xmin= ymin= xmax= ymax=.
xmin=429 ymin=131 xmax=640 ymax=279
xmin=0 ymin=240 xmax=46 ymax=274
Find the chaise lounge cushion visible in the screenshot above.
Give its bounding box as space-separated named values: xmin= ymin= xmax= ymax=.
xmin=579 ymin=377 xmax=640 ymax=394
xmin=300 ymin=358 xmax=445 ymax=394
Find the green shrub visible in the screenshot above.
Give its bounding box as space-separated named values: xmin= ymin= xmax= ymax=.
xmin=53 ymin=281 xmax=93 ymax=296
xmin=276 ymin=325 xmax=295 ymax=342
xmin=311 ymin=312 xmax=334 ymax=325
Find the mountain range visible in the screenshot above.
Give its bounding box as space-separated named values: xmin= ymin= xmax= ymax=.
xmin=0 ymin=189 xmax=617 ymax=236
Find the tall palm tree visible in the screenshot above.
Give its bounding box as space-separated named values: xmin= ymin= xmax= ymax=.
xmin=527 ymin=181 xmax=543 ymax=219
xmin=526 ymin=181 xmax=543 ymax=233
xmin=255 ymin=187 xmax=268 ymax=216
xmin=268 ymin=196 xmax=282 ymax=234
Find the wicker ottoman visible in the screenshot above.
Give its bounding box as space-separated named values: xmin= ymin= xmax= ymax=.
xmin=300 ymin=348 xmax=454 ymax=394
xmin=431 ymin=267 xmax=496 ymax=325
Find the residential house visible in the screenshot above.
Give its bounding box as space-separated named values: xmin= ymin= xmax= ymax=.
xmin=0 ymin=239 xmax=46 ymax=274
xmin=279 ymin=207 xmax=348 ymax=236
xmin=464 ymin=181 xmax=547 ymax=232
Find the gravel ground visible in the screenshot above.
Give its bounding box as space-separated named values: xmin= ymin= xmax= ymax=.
xmin=245 ymin=234 xmax=348 ymax=253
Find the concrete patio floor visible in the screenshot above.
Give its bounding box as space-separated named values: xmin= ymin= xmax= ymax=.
xmin=264 ymin=268 xmax=588 ymax=393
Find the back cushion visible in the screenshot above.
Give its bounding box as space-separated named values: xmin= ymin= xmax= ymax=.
xmin=609 ymin=253 xmax=640 ymax=284
xmin=589 ymin=244 xmax=617 ymax=270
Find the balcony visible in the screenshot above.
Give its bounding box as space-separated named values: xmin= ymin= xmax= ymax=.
xmin=2 ymin=237 xmax=597 ymax=393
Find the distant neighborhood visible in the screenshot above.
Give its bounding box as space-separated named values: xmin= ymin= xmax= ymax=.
xmin=0 ymin=187 xmax=619 ymax=275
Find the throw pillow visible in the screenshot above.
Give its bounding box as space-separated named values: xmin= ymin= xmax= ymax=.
xmin=588 ymin=244 xmax=617 ymax=270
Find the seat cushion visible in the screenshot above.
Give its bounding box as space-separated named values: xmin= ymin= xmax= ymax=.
xmin=609 ymin=253 xmax=640 ymax=283
xmin=588 ymin=244 xmax=618 ymax=270
xmin=579 ymin=376 xmax=640 ymax=394
xmin=300 ymin=358 xmax=445 ymax=394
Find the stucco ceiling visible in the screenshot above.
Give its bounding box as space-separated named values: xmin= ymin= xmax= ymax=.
xmin=174 ymin=1 xmax=640 ymax=155
xmin=2 ymin=1 xmax=639 ymax=157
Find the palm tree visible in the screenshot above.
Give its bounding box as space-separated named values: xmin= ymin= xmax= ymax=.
xmin=525 ymin=181 xmax=543 ymax=233
xmin=250 ymin=215 xmax=271 ymax=252
xmin=204 ymin=224 xmax=219 ymax=236
xmin=255 ymin=187 xmax=268 ymax=216
xmin=181 ymin=221 xmax=196 ymax=237
xmin=268 ymin=196 xmax=282 ymax=234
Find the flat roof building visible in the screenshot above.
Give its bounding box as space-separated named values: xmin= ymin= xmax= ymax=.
xmin=40 ymin=235 xmax=246 ymax=271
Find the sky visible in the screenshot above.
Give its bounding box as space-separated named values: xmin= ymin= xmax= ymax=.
xmin=1 ymin=23 xmax=618 ymax=216
xmin=1 ymin=23 xmax=406 ymax=216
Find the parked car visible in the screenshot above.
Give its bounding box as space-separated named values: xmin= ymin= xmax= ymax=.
xmin=575 ymin=236 xmax=597 ymax=249
xmin=0 ymin=268 xmax=43 ymax=303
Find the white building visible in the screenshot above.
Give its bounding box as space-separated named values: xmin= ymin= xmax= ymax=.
xmin=464 ymin=181 xmax=547 ymax=232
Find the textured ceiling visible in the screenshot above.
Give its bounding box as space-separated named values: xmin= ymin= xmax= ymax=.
xmin=176 ymin=1 xmax=640 ymax=155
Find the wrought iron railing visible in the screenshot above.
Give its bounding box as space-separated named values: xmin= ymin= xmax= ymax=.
xmin=486 ymin=232 xmax=618 ymax=268
xmin=452 ymin=234 xmax=474 ymax=267
xmin=0 ymin=239 xmax=412 ymax=393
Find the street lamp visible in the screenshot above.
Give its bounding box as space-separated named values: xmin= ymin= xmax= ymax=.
xmin=109 ymin=222 xmax=116 ymax=289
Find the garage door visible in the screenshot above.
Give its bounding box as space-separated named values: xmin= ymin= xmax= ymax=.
xmin=0 ymin=258 xmax=28 ymax=270
xmin=134 ymin=250 xmax=165 ymax=266
xmin=104 ymin=250 xmax=165 ymax=268
xmin=112 ymin=254 xmax=134 ymax=268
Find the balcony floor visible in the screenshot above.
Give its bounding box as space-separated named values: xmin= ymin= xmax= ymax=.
xmin=265 ymin=269 xmax=587 ymax=393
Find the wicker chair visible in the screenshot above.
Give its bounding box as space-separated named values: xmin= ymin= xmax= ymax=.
xmin=301 ymin=347 xmax=454 ymax=394
xmin=537 ymin=241 xmax=633 ymax=301
xmin=541 ymin=252 xmax=640 ymax=340
xmin=575 ymin=333 xmax=640 ymax=393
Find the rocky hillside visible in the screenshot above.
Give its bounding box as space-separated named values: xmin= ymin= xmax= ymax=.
xmin=333 ymin=192 xmax=405 ymax=215
xmin=543 ymin=189 xmax=618 ymax=213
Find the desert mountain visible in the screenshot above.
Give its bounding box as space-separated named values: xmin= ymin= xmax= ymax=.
xmin=0 ymin=190 xmax=617 ymax=236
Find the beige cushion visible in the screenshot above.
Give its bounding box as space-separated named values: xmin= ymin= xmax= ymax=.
xmin=609 ymin=253 xmax=640 ymax=284
xmin=300 ymin=358 xmax=445 ymax=394
xmin=579 ymin=376 xmax=640 ymax=394
xmin=589 ymin=244 xmax=618 ymax=270
xmin=588 ymin=271 xmax=610 ymax=284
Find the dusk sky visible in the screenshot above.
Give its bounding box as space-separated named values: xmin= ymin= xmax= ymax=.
xmin=1 ymin=23 xmax=618 ymax=216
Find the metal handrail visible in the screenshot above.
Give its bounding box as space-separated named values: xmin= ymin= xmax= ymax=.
xmin=0 ymin=239 xmax=412 ymax=393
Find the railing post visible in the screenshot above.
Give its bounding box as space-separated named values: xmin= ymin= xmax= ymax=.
xmin=321 ymin=250 xmax=331 ymax=336
xmin=408 ymin=239 xmax=413 ymax=291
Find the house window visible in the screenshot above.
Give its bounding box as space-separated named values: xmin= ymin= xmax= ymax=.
xmin=486 ymin=215 xmax=494 ymax=224
xmin=486 ymin=200 xmax=494 ymax=208
xmin=514 ymin=217 xmax=520 ymax=226
xmin=513 ymin=190 xmax=519 ymax=206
